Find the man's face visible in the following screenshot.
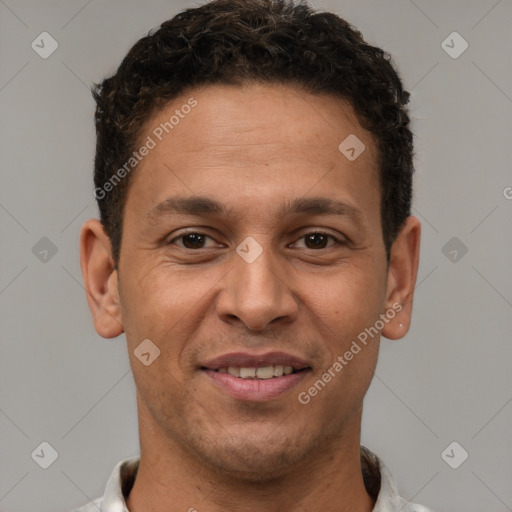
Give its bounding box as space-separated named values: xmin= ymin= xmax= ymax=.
xmin=113 ymin=83 xmax=394 ymax=477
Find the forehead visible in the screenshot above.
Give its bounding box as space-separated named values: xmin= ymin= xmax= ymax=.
xmin=126 ymin=83 xmax=380 ymax=221
xmin=145 ymin=83 xmax=373 ymax=158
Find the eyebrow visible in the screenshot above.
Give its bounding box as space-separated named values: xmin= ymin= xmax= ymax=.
xmin=146 ymin=195 xmax=364 ymax=223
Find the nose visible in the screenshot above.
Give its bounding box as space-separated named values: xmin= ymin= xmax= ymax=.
xmin=216 ymin=241 xmax=298 ymax=331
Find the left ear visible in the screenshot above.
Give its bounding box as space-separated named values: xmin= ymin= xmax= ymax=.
xmin=381 ymin=216 xmax=421 ymax=340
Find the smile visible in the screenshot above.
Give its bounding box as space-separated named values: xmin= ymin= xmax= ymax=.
xmin=200 ymin=351 xmax=311 ymax=401
xmin=214 ymin=365 xmax=299 ymax=379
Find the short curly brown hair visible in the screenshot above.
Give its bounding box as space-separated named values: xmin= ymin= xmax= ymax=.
xmin=92 ymin=0 xmax=414 ymax=267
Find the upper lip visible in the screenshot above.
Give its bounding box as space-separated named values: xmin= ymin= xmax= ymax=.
xmin=201 ymin=351 xmax=310 ymax=370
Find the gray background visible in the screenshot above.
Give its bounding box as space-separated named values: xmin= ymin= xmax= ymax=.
xmin=0 ymin=1 xmax=511 ymax=511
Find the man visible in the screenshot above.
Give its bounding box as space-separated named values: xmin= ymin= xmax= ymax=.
xmin=77 ymin=0 xmax=431 ymax=510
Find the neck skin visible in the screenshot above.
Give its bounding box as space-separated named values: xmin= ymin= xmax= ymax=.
xmin=126 ymin=397 xmax=375 ymax=512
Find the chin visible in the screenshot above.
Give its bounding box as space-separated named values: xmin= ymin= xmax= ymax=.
xmin=189 ymin=425 xmax=319 ymax=482
xmin=200 ymin=446 xmax=299 ymax=482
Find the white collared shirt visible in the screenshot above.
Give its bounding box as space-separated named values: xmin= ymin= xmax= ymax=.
xmin=71 ymin=446 xmax=435 ymax=512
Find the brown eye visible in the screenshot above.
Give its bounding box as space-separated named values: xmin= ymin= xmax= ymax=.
xmin=182 ymin=233 xmax=206 ymax=249
xmin=304 ymin=233 xmax=329 ymax=249
xmin=169 ymin=233 xmax=214 ymax=249
xmin=295 ymin=231 xmax=342 ymax=250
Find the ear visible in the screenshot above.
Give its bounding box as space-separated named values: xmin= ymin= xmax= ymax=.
xmin=381 ymin=216 xmax=421 ymax=340
xmin=79 ymin=218 xmax=124 ymax=338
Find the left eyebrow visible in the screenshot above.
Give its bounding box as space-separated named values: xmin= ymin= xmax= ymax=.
xmin=280 ymin=196 xmax=364 ymax=223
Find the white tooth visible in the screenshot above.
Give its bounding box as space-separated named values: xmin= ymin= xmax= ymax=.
xmin=273 ymin=365 xmax=284 ymax=377
xmin=218 ymin=367 xmax=227 ymax=373
xmin=239 ymin=367 xmax=257 ymax=379
xmin=256 ymin=366 xmax=275 ymax=379
xmin=283 ymin=365 xmax=294 ymax=375
xmin=227 ymin=367 xmax=240 ymax=377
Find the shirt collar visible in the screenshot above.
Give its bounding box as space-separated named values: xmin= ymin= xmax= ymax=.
xmin=360 ymin=446 xmax=433 ymax=511
xmin=92 ymin=446 xmax=433 ymax=512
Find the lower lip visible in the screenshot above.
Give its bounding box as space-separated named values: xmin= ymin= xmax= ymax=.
xmin=203 ymin=369 xmax=309 ymax=402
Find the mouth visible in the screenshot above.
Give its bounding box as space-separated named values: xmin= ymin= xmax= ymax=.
xmin=210 ymin=364 xmax=305 ymax=379
xmin=200 ymin=352 xmax=311 ymax=402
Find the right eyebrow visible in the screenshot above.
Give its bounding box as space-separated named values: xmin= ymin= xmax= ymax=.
xmin=146 ymin=195 xmax=229 ymax=219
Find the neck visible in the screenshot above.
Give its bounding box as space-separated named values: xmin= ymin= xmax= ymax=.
xmin=126 ymin=405 xmax=374 ymax=512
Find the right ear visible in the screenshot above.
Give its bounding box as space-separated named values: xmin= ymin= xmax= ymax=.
xmin=79 ymin=218 xmax=124 ymax=338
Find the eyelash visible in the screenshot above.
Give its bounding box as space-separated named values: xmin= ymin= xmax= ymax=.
xmin=167 ymin=230 xmax=345 ymax=250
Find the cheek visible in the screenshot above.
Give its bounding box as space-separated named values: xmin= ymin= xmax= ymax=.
xmin=119 ymin=268 xmax=188 ymax=354
xmin=313 ymin=264 xmax=385 ymax=398
xmin=301 ymin=262 xmax=386 ymax=336
xmin=120 ymin=264 xmax=218 ymax=378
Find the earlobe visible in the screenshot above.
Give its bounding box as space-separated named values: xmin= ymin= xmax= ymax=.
xmin=79 ymin=218 xmax=124 ymax=339
xmin=381 ymin=216 xmax=421 ymax=341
